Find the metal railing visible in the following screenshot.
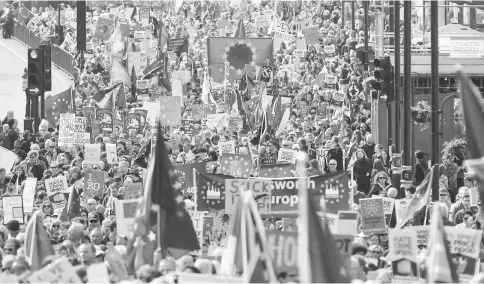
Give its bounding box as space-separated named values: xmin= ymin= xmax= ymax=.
xmin=12 ymin=21 xmax=75 ymax=78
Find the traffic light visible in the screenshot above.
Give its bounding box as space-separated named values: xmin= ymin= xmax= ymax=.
xmin=27 ymin=48 xmax=44 ymax=96
xmin=39 ymin=45 xmax=51 ymax=91
xmin=371 ymin=56 xmax=394 ymax=102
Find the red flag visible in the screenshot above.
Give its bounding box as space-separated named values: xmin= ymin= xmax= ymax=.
xmin=427 ymin=202 xmax=459 ymax=283
xmin=24 ymin=213 xmax=55 ymax=271
xmin=395 ymin=167 xmax=433 ymax=229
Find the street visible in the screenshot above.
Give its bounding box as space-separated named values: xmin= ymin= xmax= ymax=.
xmin=0 ymin=37 xmax=72 ymax=131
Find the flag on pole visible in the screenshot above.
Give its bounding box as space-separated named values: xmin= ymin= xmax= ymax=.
xmin=134 ymin=123 xmax=199 ymax=269
xmin=426 ymin=202 xmax=459 ymax=283
xmin=201 ymin=71 xmax=217 ymax=105
xmin=395 ymin=168 xmax=433 ymax=229
xmin=234 ymin=19 xmax=246 ymax=38
xmin=111 ymin=58 xmax=131 ymax=88
xmin=158 ymin=20 xmax=170 ymax=52
xmin=457 ymin=69 xmax=484 ymax=213
xmin=220 ymin=191 xmax=278 ymax=283
xmin=24 ymin=212 xmax=55 ymax=271
xmin=60 ymin=185 xmax=81 ymax=222
xmin=93 ymin=83 xmax=122 ymax=109
xmin=44 ymin=87 xmax=73 ymax=128
xmin=298 ymin=176 xmax=351 ymax=283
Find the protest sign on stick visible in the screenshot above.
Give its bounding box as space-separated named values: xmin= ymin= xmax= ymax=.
xmin=388 ymin=229 xmax=419 ymax=281
xmin=360 ymin=198 xmax=386 ymax=234
xmin=2 ymin=195 xmax=24 ymax=225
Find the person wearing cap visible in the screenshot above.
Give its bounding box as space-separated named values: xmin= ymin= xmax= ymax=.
xmin=87 ymin=212 xmax=101 ymax=232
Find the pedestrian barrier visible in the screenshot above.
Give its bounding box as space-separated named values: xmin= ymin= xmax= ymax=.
xmin=12 ymin=21 xmax=75 ymax=78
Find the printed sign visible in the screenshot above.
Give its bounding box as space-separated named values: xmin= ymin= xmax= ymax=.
xmin=115 ymin=200 xmax=138 ymax=237
xmin=85 ymin=144 xmax=101 ymax=165
xmin=267 ymin=231 xmax=298 ymax=274
xmin=277 ymin=148 xmax=295 ymax=163
xmin=2 ymin=195 xmax=24 ymax=225
xmin=225 ymin=179 xmax=272 ymax=215
xmin=45 ymin=176 xmax=69 ymax=196
xmin=124 ymin=113 xmax=142 ymax=135
xmin=389 ymin=229 xmax=419 ymax=281
xmin=394 ymin=199 xmax=409 ymax=224
xmin=23 ymin=178 xmax=37 ymax=214
xmin=172 ymin=70 xmax=191 ymax=84
xmin=337 ymin=211 xmax=358 ymax=236
xmin=124 ymin=183 xmax=143 ymax=199
xmin=360 ymin=198 xmax=386 ymax=234
xmin=302 ymin=26 xmax=321 ymax=45
xmin=445 ymin=227 xmax=482 ymax=281
xmin=374 ymin=196 xmax=395 ymax=226
xmin=59 ymin=113 xmax=75 ymax=144
xmin=450 ymin=38 xmax=484 ymax=59
xmin=219 ymin=140 xmax=236 ymax=156
xmin=411 ymin=225 xmax=429 ymax=248
xmin=137 ymin=80 xmax=149 ymax=95
xmin=94 ymin=17 xmax=115 ymax=41
xmin=105 ymin=143 xmax=117 ymax=164
xmin=83 ymin=170 xmax=105 ymax=198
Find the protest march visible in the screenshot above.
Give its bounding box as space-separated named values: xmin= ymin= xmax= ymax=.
xmin=1 ymin=0 xmax=484 ymax=283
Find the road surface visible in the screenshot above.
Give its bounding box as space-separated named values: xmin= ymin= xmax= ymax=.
xmin=0 ymin=37 xmax=73 ymax=131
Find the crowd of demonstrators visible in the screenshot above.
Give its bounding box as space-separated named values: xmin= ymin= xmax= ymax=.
xmin=0 ymin=0 xmax=483 ymax=283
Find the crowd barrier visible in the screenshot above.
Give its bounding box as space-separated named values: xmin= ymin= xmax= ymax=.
xmin=12 ymin=21 xmax=75 ymax=78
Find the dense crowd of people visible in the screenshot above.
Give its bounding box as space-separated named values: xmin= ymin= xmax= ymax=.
xmin=0 ymin=0 xmax=483 ymax=283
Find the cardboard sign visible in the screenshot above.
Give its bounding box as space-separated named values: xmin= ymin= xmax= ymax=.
xmin=59 ymin=113 xmax=75 ymax=144
xmin=389 ymin=229 xmax=419 ymax=281
xmin=225 ymin=179 xmax=272 ymax=215
xmin=83 ymin=170 xmax=105 ymax=198
xmin=115 ymin=200 xmax=138 ymax=237
xmin=44 ymin=176 xmax=69 ymax=196
xmin=266 ymin=231 xmax=298 ymax=274
xmin=324 ymin=45 xmax=336 ymax=54
xmin=23 ymin=178 xmax=37 ymax=214
xmin=85 ymin=144 xmax=101 ymax=164
xmin=2 ymin=195 xmax=24 ymax=225
xmin=218 ymin=140 xmax=236 ymax=156
xmin=360 ymin=198 xmax=386 ymax=234
xmin=27 ymin=257 xmax=82 ymax=283
xmin=277 ymin=148 xmax=295 ymax=163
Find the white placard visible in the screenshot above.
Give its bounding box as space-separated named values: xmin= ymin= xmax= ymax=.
xmin=23 ymin=178 xmax=37 ymax=213
xmin=85 ymin=144 xmax=101 ymax=164
xmin=450 ymin=38 xmax=484 ymax=59
xmin=106 ymin=143 xmax=118 ymax=164
xmin=394 ymin=199 xmax=409 ymax=224
xmin=2 ymin=195 xmax=24 ymax=224
xmin=277 ymin=148 xmax=295 ymax=163
xmin=219 ymin=140 xmax=236 ymax=156
xmin=44 ymin=176 xmax=69 ymax=197
xmin=172 ymin=70 xmax=191 ymax=84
